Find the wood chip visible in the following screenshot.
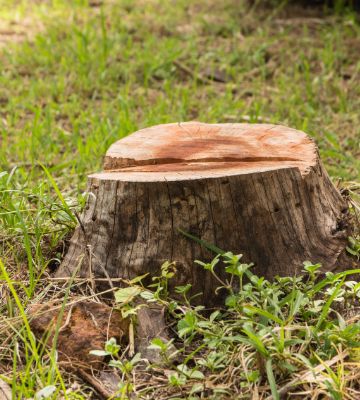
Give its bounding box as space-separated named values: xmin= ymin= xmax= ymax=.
xmin=29 ymin=299 xmax=129 ymax=369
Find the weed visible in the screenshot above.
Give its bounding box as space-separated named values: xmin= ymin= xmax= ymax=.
xmin=92 ymin=253 xmax=360 ymax=399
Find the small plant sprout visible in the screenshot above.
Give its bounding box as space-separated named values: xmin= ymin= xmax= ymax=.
xmin=223 ymin=251 xmax=254 ymax=291
xmin=109 ymin=353 xmax=142 ymax=376
xmin=197 ymin=351 xmax=226 ymax=372
xmin=89 ymin=337 xmax=120 ymax=357
xmin=148 ymin=261 xmax=177 ymax=300
xmin=91 ymin=337 xmax=142 ymax=399
xmin=347 ymin=236 xmax=360 ymax=259
xmin=175 ymin=284 xmax=192 ymax=305
xmin=168 ymin=371 xmax=187 ymax=387
xmin=303 ymin=260 xmax=322 ymax=281
xmin=176 ymin=364 xmax=205 ymax=380
xmin=148 ymin=338 xmax=176 ymax=364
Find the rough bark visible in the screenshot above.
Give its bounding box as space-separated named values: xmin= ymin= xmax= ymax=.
xmin=56 ymin=122 xmax=350 ymax=307
xmin=135 ymin=303 xmax=174 ymax=363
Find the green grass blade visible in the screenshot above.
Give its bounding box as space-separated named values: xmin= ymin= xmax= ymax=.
xmin=178 ymin=229 xmax=225 ymax=255
xmin=266 ymin=358 xmax=279 ymax=400
xmin=315 ymin=277 xmax=346 ymax=332
xmin=39 ymin=162 xmax=76 ymax=224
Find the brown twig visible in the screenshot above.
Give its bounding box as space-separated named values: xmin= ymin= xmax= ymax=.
xmin=77 ymin=368 xmax=113 ymax=400
xmin=173 ymin=60 xmax=213 ymax=85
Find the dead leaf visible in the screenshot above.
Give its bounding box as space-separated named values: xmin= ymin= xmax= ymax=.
xmin=0 ymin=377 xmax=11 ymax=400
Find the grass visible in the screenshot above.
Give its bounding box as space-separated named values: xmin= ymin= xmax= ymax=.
xmin=0 ymin=0 xmax=359 ymax=398
xmin=107 ymin=255 xmax=360 ymax=399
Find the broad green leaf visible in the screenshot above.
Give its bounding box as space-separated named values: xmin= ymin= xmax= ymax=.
xmin=114 ymin=286 xmax=142 ymax=304
xmin=129 ymin=273 xmax=149 ymax=284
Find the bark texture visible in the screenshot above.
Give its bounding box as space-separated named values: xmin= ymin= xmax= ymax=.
xmin=56 ymin=122 xmax=349 ymax=307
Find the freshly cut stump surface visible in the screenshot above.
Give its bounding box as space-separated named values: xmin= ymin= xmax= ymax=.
xmin=57 ymin=122 xmax=349 ymax=306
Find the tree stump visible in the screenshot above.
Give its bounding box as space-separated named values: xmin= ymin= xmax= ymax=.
xmin=57 ymin=122 xmax=349 ymax=306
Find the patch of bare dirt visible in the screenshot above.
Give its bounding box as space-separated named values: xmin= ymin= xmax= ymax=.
xmin=0 ymin=16 xmax=44 ymax=48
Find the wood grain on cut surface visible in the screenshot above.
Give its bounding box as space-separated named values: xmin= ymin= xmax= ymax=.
xmin=57 ymin=122 xmax=350 ymax=310
xmin=103 ymin=122 xmax=317 ymax=177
